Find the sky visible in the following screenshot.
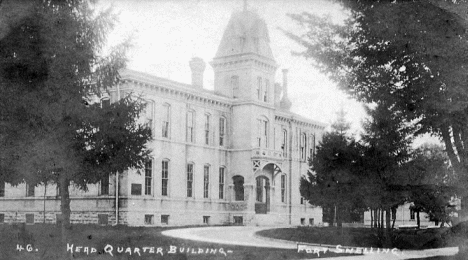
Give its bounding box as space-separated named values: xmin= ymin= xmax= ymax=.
xmin=98 ymin=0 xmax=368 ymax=134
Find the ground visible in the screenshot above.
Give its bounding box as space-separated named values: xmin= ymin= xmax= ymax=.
xmin=0 ymin=224 xmax=344 ymax=260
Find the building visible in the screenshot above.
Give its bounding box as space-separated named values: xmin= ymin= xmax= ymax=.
xmin=0 ymin=7 xmax=325 ymax=226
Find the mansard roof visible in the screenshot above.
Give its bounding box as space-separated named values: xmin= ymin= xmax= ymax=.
xmin=215 ymin=10 xmax=274 ymax=60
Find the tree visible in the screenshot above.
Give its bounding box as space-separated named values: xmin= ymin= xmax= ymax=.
xmin=285 ymin=0 xmax=468 ymax=194
xmin=405 ymin=144 xmax=458 ymax=228
xmin=301 ymin=109 xmax=362 ymax=227
xmin=0 ymin=0 xmax=152 ymax=243
xmin=358 ymin=102 xmax=414 ymax=246
xmin=331 ymin=107 xmax=351 ymax=135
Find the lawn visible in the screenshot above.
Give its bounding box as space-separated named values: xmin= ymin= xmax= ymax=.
xmin=0 ymin=224 xmax=346 ymax=260
xmin=256 ymin=226 xmax=455 ymax=250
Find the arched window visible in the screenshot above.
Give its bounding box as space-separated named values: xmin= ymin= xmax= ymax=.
xmin=233 ymin=176 xmax=244 ymax=201
xmin=162 ymin=103 xmax=171 ymax=138
xmin=231 ymin=76 xmax=239 ymax=98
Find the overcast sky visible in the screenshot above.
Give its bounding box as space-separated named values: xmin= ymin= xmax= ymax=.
xmin=99 ymin=0 xmax=368 ymax=134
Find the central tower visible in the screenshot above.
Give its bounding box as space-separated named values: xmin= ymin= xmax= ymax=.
xmin=211 ymin=8 xmax=277 ymax=101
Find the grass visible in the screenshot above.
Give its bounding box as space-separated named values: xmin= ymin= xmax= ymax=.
xmin=256 ymin=226 xmax=453 ymax=250
xmin=0 ymin=224 xmax=347 ymax=260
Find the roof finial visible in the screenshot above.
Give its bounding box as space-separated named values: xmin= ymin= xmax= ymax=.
xmin=243 ymin=0 xmax=247 ymax=11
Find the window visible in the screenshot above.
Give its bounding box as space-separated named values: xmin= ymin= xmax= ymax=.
xmin=300 ymin=133 xmax=307 ymax=161
xmin=145 ymin=160 xmax=152 ymax=195
xmin=256 ymin=77 xmax=262 ymax=100
xmin=219 ymin=117 xmax=226 ymax=146
xmin=186 ymin=111 xmax=195 ymax=143
xmin=0 ymin=182 xmax=4 ymax=197
xmin=281 ymin=129 xmax=287 ymax=157
xmin=257 ymin=118 xmax=268 ymax=148
xmin=309 ymin=134 xmax=315 ymax=160
xmin=98 ymin=214 xmax=108 ymax=225
xmin=300 ymin=197 xmax=304 ymax=204
xmin=219 ymin=167 xmax=225 ymax=199
xmin=281 ymin=174 xmax=286 ymax=203
xmin=256 ymin=77 xmax=263 ymax=100
xmin=162 ymin=104 xmax=170 ymax=138
xmin=231 ymin=76 xmax=239 ymax=98
xmin=264 ymin=79 xmax=269 ymax=102
xmin=147 ymin=101 xmax=155 ymax=135
xmin=203 ymin=216 xmax=210 ymax=224
xmin=309 ymin=218 xmax=314 ymax=226
xmin=410 ymin=208 xmax=415 ymax=220
xmin=26 ymin=214 xmax=34 ymax=224
xmin=187 ymin=163 xmax=193 ymax=197
xmin=26 ymin=183 xmax=34 ymax=197
xmin=233 ymin=216 xmax=243 ymax=225
xmin=204 ymin=114 xmax=210 ymax=145
xmin=144 ymin=214 xmax=154 ymax=225
xmin=161 ymin=160 xmax=169 ymax=196
xmin=101 ymin=98 xmax=110 ymax=108
xmin=131 ymin=184 xmax=142 ymax=195
xmin=301 ymin=218 xmax=305 ymax=225
xmin=100 ymin=175 xmax=109 ymax=195
xmin=0 ymin=214 xmax=4 ymax=223
xmin=161 ymin=215 xmax=169 ymax=225
xmin=233 ymin=176 xmax=244 ymax=201
xmin=203 ymin=165 xmax=210 ymax=198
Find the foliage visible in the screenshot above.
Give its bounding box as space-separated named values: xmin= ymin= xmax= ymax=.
xmin=285 ymin=0 xmax=468 ymax=191
xmin=0 ymin=0 xmax=152 ymax=234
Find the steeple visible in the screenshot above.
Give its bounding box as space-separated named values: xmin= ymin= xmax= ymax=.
xmin=214 ymin=7 xmax=274 ymax=60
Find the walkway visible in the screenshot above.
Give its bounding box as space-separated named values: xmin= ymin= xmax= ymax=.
xmin=162 ymin=226 xmax=459 ymax=259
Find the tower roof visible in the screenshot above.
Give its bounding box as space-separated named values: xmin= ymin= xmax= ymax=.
xmin=215 ymin=10 xmax=274 ymax=60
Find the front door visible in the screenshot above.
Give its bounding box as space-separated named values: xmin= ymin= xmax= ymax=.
xmin=255 ymin=176 xmax=270 ymax=214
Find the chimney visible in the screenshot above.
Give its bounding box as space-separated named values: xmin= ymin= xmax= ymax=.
xmin=280 ymin=69 xmax=292 ymax=110
xmin=189 ymin=57 xmax=206 ymax=88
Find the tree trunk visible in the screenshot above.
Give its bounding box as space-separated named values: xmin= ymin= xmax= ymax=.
xmin=59 ymin=174 xmax=71 ymax=243
xmin=374 ymin=209 xmax=378 ymax=228
xmin=392 ymin=207 xmax=397 ymax=229
xmin=416 ymin=210 xmax=420 ymax=229
xmin=384 ymin=208 xmax=392 ymax=247
xmin=381 ymin=208 xmax=384 ymax=229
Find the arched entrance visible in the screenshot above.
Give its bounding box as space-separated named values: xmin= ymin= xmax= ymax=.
xmin=254 ymin=163 xmax=282 ymax=214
